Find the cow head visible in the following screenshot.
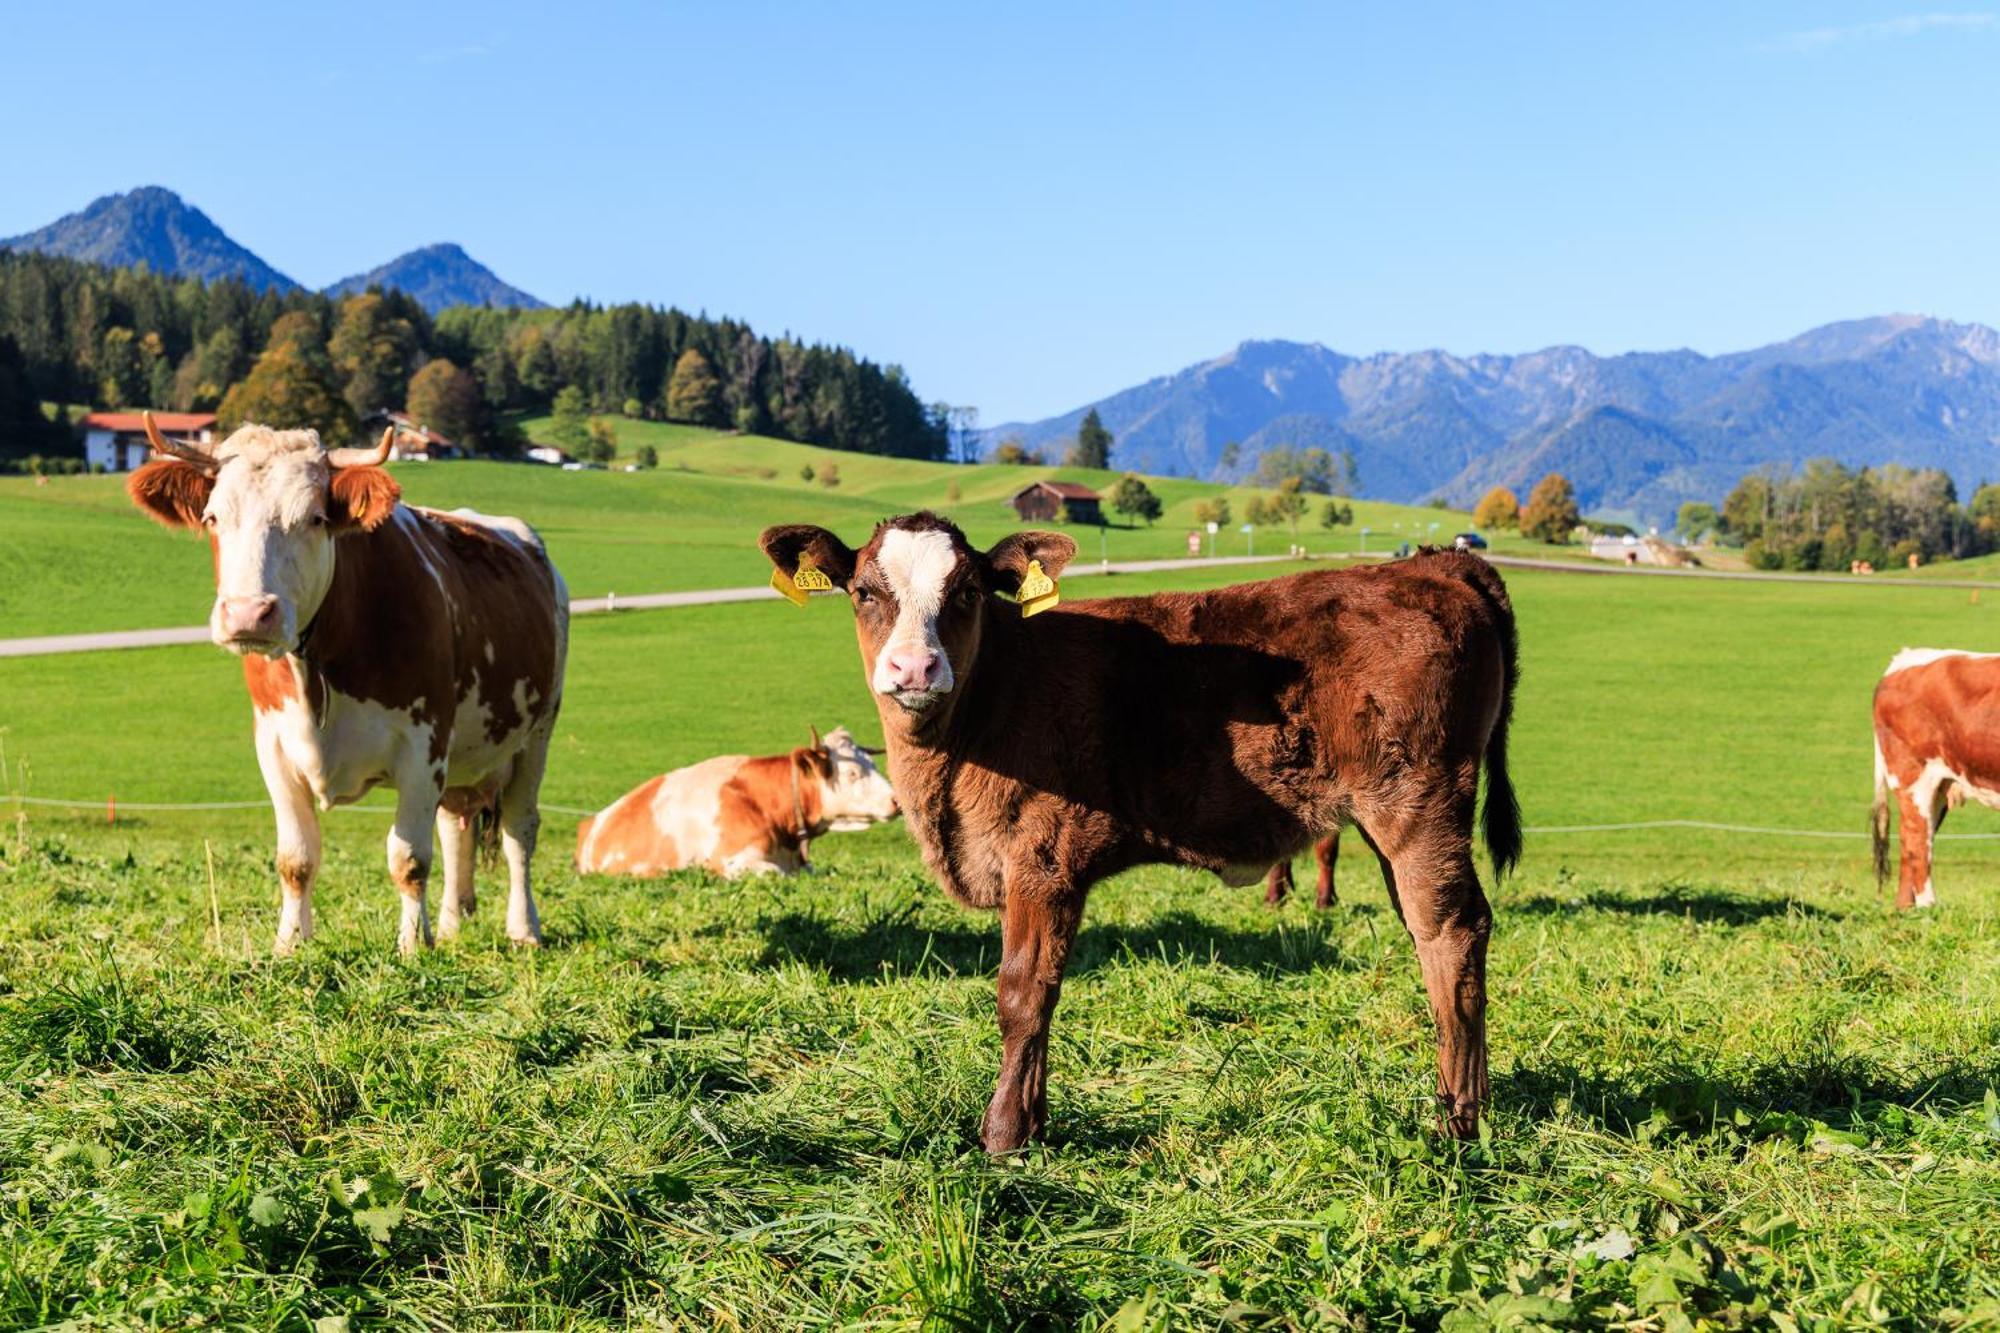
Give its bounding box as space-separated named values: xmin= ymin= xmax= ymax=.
xmin=126 ymin=415 xmax=400 ymax=657
xmin=803 ymin=725 xmax=900 ymax=829
xmin=760 ymin=513 xmax=1076 ymax=728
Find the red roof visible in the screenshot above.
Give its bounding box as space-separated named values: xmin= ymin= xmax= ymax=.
xmin=83 ymin=412 xmax=216 ymax=433
xmin=1020 ymin=480 xmax=1101 ymax=501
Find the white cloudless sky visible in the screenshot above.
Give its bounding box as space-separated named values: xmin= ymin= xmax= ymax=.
xmin=5 ymin=2 xmax=1998 ymax=422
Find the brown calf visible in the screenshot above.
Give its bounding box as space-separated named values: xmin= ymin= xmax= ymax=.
xmin=760 ymin=513 xmax=1520 ymax=1150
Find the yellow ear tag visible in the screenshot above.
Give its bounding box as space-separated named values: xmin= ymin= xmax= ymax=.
xmin=1018 ymin=559 xmax=1059 ymax=618
xmin=772 ymin=553 xmax=833 ymax=608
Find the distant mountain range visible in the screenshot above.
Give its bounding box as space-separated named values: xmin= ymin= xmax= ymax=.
xmin=326 ymin=243 xmax=544 ymax=312
xmin=986 ymin=317 xmax=2000 ymax=526
xmin=1 ymin=187 xmax=545 ymax=314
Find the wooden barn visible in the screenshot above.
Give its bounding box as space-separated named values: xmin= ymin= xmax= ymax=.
xmin=1010 ymin=480 xmax=1103 ymax=524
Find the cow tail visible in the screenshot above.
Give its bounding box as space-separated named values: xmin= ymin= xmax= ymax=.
xmin=1871 ymin=733 xmax=1891 ymax=893
xmin=1455 ymin=555 xmax=1523 ymax=877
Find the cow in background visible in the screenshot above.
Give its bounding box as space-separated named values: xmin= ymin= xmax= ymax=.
xmin=127 ymin=414 xmax=568 ymax=954
xmin=1872 ymin=647 xmax=2000 ymax=908
xmin=575 ymin=726 xmax=900 ymax=878
xmin=761 ymin=513 xmax=1519 ymax=1150
xmin=1264 ymin=831 xmax=1340 ymax=908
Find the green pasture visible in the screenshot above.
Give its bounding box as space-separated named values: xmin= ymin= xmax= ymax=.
xmin=0 ymin=423 xmax=1556 ymax=641
xmin=1 ymin=564 xmax=1997 ymax=1327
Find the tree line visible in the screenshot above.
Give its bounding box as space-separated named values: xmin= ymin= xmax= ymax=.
xmin=1678 ymin=460 xmax=2000 ymax=570
xmin=0 ymin=249 xmax=948 ymax=461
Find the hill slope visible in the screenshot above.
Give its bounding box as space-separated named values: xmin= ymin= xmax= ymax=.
xmin=324 ymin=242 xmax=545 ymax=313
xmin=1 ymin=186 xmax=300 ymax=293
xmin=0 ymin=420 xmax=1515 ymax=640
xmin=989 ymin=317 xmax=2000 ymax=526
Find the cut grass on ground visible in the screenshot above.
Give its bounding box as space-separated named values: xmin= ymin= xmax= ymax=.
xmin=1 ymin=564 xmax=1997 ymax=1327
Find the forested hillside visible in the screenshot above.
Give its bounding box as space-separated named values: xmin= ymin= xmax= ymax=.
xmin=0 ymin=251 xmax=947 ymax=460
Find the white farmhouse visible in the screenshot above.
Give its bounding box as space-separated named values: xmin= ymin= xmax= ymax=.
xmin=82 ymin=412 xmax=217 ymax=473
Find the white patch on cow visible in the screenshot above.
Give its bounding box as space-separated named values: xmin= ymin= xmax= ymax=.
xmin=1883 ymin=646 xmax=2000 ymax=677
xmin=870 ymin=528 xmax=960 ymax=699
xmin=1914 ymin=883 xmax=1938 ymax=908
xmin=394 ymin=507 xmax=452 ymax=598
xmin=431 ymin=506 xmax=544 ymax=552
xmin=201 ymin=429 xmax=340 ymax=654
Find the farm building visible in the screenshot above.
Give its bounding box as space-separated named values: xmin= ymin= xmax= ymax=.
xmin=361 ymin=410 xmax=461 ymax=461
xmin=81 ymin=411 xmax=216 ymax=472
xmin=1010 ymin=480 xmax=1103 ymax=524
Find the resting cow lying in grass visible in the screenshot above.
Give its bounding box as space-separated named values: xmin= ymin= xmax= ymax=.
xmin=760 ymin=512 xmax=1520 ymax=1151
xmin=575 ymin=727 xmax=899 ymax=878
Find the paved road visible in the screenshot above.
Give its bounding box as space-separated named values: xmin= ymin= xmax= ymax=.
xmin=0 ymin=553 xmax=1298 ymax=659
xmin=9 ymin=549 xmax=1995 ymax=660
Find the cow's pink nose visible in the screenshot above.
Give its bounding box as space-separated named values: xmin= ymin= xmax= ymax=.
xmin=888 ymin=650 xmax=940 ymax=690
xmin=219 ymin=595 xmax=280 ymax=639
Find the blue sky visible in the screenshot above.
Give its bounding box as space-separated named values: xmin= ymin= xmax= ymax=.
xmin=6 ymin=3 xmax=1998 ymax=422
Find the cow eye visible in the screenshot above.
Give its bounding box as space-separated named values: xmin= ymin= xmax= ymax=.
xmin=200 ymin=513 xmax=217 ymax=529
xmin=853 ymin=587 xmax=875 ymax=606
xmin=955 ymin=583 xmax=981 ymax=607
xmin=310 ymin=514 xmax=329 ymax=528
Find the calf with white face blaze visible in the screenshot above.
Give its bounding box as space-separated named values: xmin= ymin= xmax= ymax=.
xmin=128 ymin=415 xmax=568 ymax=955
xmin=761 ymin=512 xmax=1521 ymax=1150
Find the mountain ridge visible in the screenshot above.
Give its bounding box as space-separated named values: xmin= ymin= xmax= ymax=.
xmin=985 ymin=316 xmax=2000 ymax=526
xmin=3 ymin=187 xmax=546 ymax=315
xmin=324 ymin=242 xmax=545 ymax=313
xmin=1 ymin=186 xmax=301 ymax=293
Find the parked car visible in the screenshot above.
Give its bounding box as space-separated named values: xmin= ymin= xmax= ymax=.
xmin=1452 ymin=531 xmax=1489 ymax=550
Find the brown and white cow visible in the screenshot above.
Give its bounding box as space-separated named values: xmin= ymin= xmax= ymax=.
xmin=575 ymin=726 xmax=900 ymax=877
xmin=1871 ymin=646 xmax=2000 ymax=909
xmin=127 ymin=415 xmax=568 ymax=954
xmin=760 ymin=513 xmax=1520 ymax=1150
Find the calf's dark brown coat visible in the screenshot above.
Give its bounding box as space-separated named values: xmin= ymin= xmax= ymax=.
xmin=761 ymin=514 xmax=1520 ymax=1150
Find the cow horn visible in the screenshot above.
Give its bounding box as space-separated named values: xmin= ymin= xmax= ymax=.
xmin=142 ymin=411 xmax=217 ymax=469
xmin=810 ymin=724 xmax=823 ymax=751
xmin=327 ymin=427 xmax=394 ymax=469
xmin=858 ymin=743 xmax=886 ymax=756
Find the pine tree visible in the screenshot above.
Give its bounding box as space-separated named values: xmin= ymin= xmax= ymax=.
xmin=1068 ymin=408 xmax=1113 ymax=469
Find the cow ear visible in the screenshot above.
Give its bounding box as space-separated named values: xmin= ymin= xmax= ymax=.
xmin=759 ymin=524 xmax=856 ymax=589
xmin=329 ymin=466 xmax=401 ymax=533
xmin=126 ymin=459 xmax=214 ymax=529
xmin=983 ymin=530 xmax=1077 ymax=594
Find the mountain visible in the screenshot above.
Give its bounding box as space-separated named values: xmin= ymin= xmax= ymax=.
xmin=1 ymin=186 xmax=300 ymax=292
xmin=323 ymin=242 xmax=545 ymax=314
xmin=986 ymin=316 xmax=2000 ymax=527
xmin=5 ymin=189 xmax=548 ymax=315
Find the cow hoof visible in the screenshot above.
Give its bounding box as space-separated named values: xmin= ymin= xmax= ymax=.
xmin=1438 ymin=1105 xmax=1482 ymax=1141
xmin=273 ymin=937 xmax=301 ymax=958
xmin=508 ymin=932 xmax=543 ymax=950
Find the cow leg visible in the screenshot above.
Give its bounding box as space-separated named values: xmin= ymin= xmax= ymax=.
xmin=388 ymin=784 xmax=439 ymax=955
xmin=1314 ymin=830 xmax=1340 ymax=909
xmin=498 ymin=733 xmax=551 ymax=947
xmin=1894 ymin=781 xmax=1942 ymax=910
xmin=1264 ymin=859 xmax=1294 ymax=905
xmin=982 ymin=888 xmax=1083 ymax=1153
xmin=268 ymin=765 xmax=320 ymax=957
xmin=434 ymin=810 xmax=475 ymax=942
xmin=1365 ymin=781 xmax=1491 ymax=1139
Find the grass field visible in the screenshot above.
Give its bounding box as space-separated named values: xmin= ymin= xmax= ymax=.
xmin=0 ymin=423 xmax=1564 ymax=641
xmin=2 ymin=558 xmax=1998 ymax=1327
